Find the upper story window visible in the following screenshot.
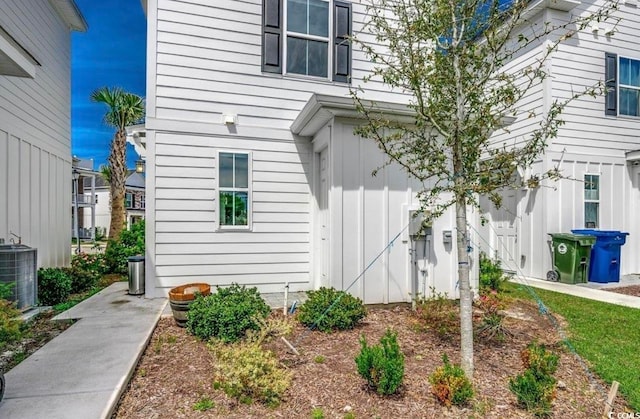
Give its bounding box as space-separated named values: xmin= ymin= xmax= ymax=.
xmin=219 ymin=152 xmax=251 ymax=228
xmin=140 ymin=195 xmax=145 ymax=209
xmin=262 ymin=0 xmax=351 ymax=83
xmin=125 ymin=192 xmax=133 ymax=209
xmin=605 ymin=53 xmax=640 ymax=117
xmin=584 ymin=174 xmax=599 ymax=228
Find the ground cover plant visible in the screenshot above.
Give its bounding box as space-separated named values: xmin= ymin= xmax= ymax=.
xmin=505 ymin=282 xmax=640 ymax=410
xmin=115 ymin=297 xmax=631 ymax=418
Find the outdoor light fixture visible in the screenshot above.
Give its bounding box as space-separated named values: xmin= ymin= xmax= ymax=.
xmin=135 ymin=159 xmax=145 ymax=173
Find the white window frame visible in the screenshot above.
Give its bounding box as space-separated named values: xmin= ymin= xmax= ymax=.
xmin=217 ymin=150 xmax=252 ymax=231
xmin=283 ymin=0 xmax=333 ymax=80
xmin=618 ymin=55 xmax=640 ymax=117
xmin=125 ymin=192 xmax=133 ymax=208
xmin=584 ymin=174 xmax=599 ymax=228
xmin=140 ymin=194 xmax=145 ymax=209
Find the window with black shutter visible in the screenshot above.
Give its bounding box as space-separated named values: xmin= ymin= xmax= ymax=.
xmin=605 ymin=52 xmax=617 ymax=116
xmin=262 ymin=0 xmax=351 ymax=83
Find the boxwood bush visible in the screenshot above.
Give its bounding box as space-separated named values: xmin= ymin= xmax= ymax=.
xmin=186 ymin=283 xmax=271 ymax=342
xmin=297 ymin=287 xmax=366 ymax=332
xmin=37 ymin=267 xmax=72 ymax=306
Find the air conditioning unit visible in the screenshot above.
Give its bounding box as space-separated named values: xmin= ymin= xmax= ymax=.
xmin=0 ymin=245 xmax=37 ymax=310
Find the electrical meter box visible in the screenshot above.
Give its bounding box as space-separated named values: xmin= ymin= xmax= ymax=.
xmin=409 ymin=210 xmax=432 ymax=238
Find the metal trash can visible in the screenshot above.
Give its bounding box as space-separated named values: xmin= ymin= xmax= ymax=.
xmin=547 ymin=233 xmax=595 ymax=284
xmin=128 ymin=255 xmax=145 ymax=295
xmin=571 ymin=229 xmax=629 ymax=283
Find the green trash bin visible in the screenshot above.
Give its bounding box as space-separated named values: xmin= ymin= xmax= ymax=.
xmin=547 ymin=233 xmax=596 ymax=284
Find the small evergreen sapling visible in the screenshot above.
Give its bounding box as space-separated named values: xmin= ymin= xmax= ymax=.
xmin=355 ymin=329 xmax=404 ymax=395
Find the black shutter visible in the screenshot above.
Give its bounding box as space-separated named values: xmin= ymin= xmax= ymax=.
xmin=333 ymin=1 xmax=351 ymax=83
xmin=263 ymin=0 xmax=282 ymax=74
xmin=605 ymin=52 xmax=617 ymax=116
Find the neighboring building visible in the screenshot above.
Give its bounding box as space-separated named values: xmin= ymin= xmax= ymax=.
xmin=0 ymin=0 xmax=86 ymax=267
xmin=140 ymin=0 xmax=478 ymax=301
xmin=84 ymin=171 xmax=146 ymax=237
xmin=72 ymin=157 xmax=99 ymax=241
xmin=479 ymin=0 xmax=640 ymax=280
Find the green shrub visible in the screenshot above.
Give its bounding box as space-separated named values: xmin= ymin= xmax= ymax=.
xmin=211 ymin=340 xmax=291 ymax=407
xmin=509 ymin=343 xmax=559 ymax=417
xmin=413 ymin=290 xmax=459 ymax=339
xmin=0 ymin=299 xmax=22 ymax=350
xmin=355 ymin=329 xmax=404 ymax=395
xmin=479 ymin=253 xmax=510 ymax=292
xmin=509 ymin=370 xmax=556 ymax=417
xmin=297 ymin=287 xmax=366 ymax=333
xmin=69 ymin=253 xmax=107 ymax=293
xmin=429 ymin=354 xmax=474 ymax=407
xmin=521 ymin=342 xmax=559 ymax=379
xmin=311 ymin=407 xmax=325 ymax=419
xmin=104 ymin=221 xmax=145 ymax=274
xmin=0 ymin=282 xmax=14 ymax=300
xmin=38 ymin=267 xmax=72 ymax=305
xmin=186 ymin=283 xmax=270 ymax=342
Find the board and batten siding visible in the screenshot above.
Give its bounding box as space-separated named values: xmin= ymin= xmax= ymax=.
xmin=0 ymin=0 xmax=75 ymax=268
xmin=329 ymin=121 xmax=479 ymax=304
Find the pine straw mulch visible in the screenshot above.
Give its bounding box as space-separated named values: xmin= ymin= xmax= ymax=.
xmin=114 ymin=299 xmax=629 ymax=419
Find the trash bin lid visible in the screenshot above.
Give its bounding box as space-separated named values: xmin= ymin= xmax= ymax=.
xmin=571 ymin=230 xmax=628 ymax=245
xmin=548 ymin=233 xmax=596 ymax=246
xmin=128 ymin=255 xmax=145 ymax=262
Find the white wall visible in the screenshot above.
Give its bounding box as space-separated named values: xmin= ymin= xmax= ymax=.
xmin=0 ymin=0 xmax=75 ymax=267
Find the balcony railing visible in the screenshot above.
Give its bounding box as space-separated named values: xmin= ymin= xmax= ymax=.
xmin=73 ymin=195 xmax=95 ymax=205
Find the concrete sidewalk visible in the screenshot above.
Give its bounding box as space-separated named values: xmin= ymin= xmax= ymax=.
xmin=0 ymin=282 xmax=166 ymax=419
xmin=512 ymin=277 xmax=640 ymax=308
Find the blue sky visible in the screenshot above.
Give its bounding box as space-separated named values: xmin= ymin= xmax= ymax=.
xmin=71 ymin=0 xmax=147 ymax=170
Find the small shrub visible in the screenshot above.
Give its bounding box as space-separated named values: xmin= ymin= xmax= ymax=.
xmin=429 ymin=354 xmax=474 ymax=407
xmin=355 ymin=329 xmax=405 ymax=395
xmin=0 ymin=282 xmax=14 ymax=300
xmin=311 ymin=407 xmax=325 ymax=419
xmin=186 ymin=283 xmax=270 ymax=342
xmin=474 ymin=292 xmax=510 ymax=341
xmin=479 ymin=253 xmax=510 ymax=292
xmin=104 ymin=221 xmax=145 ymax=274
xmin=413 ymin=290 xmax=459 ymax=339
xmin=69 ymin=252 xmax=106 ymax=293
xmin=297 ymin=287 xmax=366 ymax=333
xmin=509 ymin=370 xmax=556 ymax=417
xmin=38 ymin=267 xmax=72 ymax=305
xmin=521 ymin=342 xmax=559 ymax=379
xmin=509 ymin=342 xmax=559 ymax=417
xmin=211 ymin=340 xmax=291 ymax=407
xmin=0 ymin=299 xmax=22 ymax=350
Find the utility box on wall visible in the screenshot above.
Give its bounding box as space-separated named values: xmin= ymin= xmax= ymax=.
xmin=409 ymin=210 xmax=432 ymax=238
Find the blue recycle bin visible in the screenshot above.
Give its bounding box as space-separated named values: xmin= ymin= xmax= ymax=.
xmin=571 ymin=229 xmax=628 ymax=283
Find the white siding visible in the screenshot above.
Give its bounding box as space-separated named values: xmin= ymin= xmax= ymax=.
xmin=0 ymin=0 xmax=74 ymax=267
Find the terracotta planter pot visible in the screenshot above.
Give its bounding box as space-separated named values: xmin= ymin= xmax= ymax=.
xmin=168 ymin=283 xmax=211 ymax=327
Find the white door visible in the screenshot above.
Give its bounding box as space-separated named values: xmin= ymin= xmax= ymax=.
xmin=318 ymin=148 xmax=330 ymax=285
xmin=493 ymin=189 xmax=518 ymax=273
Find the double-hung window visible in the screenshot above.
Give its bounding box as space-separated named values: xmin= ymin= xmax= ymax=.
xmin=605 ymin=53 xmax=640 ymax=116
xmin=125 ymin=192 xmax=133 ymax=208
xmin=584 ymin=174 xmax=599 ymax=228
xmin=262 ymin=0 xmax=352 ymax=82
xmin=218 ymin=152 xmax=251 ymax=228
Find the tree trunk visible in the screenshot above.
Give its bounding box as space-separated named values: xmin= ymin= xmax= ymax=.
xmin=107 ymin=129 xmax=127 ymax=245
xmin=455 ymin=195 xmax=474 ymax=379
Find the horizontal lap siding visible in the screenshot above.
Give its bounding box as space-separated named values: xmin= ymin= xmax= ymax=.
xmin=152 ymin=132 xmax=312 ymax=294
xmin=0 ymin=0 xmax=72 ymax=268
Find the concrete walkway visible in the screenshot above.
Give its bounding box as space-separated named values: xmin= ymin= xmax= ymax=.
xmin=0 ymin=282 xmax=166 ymax=419
xmin=512 ymin=277 xmax=640 ymax=308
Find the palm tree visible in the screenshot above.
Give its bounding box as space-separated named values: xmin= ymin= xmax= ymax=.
xmin=91 ymin=87 xmax=144 ymax=244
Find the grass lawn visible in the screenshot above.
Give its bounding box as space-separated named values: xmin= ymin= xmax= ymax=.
xmin=504 ymin=282 xmax=640 ymax=410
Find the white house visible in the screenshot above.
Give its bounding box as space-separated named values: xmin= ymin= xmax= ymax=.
xmin=140 ymin=0 xmax=479 ymax=302
xmin=479 ymin=0 xmax=640 ymax=281
xmin=0 ymin=0 xmax=86 ymax=267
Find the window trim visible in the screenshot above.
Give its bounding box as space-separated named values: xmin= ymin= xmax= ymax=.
xmin=125 ymin=192 xmax=133 ymax=209
xmin=618 ymin=55 xmax=640 ymax=117
xmin=584 ymin=173 xmax=600 ymax=228
xmin=217 ymin=150 xmax=253 ymax=231
xmin=283 ymin=0 xmax=332 ymax=80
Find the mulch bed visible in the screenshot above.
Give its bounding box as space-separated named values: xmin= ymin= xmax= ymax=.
xmin=114 ymin=300 xmax=629 ymax=418
xmin=604 ymin=285 xmax=640 ymax=297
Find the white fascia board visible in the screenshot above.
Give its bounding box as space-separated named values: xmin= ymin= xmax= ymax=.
xmin=48 ymin=0 xmax=88 ymax=32
xmin=0 ymin=27 xmax=38 ymax=78
xmin=522 ymin=0 xmax=581 ymax=21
